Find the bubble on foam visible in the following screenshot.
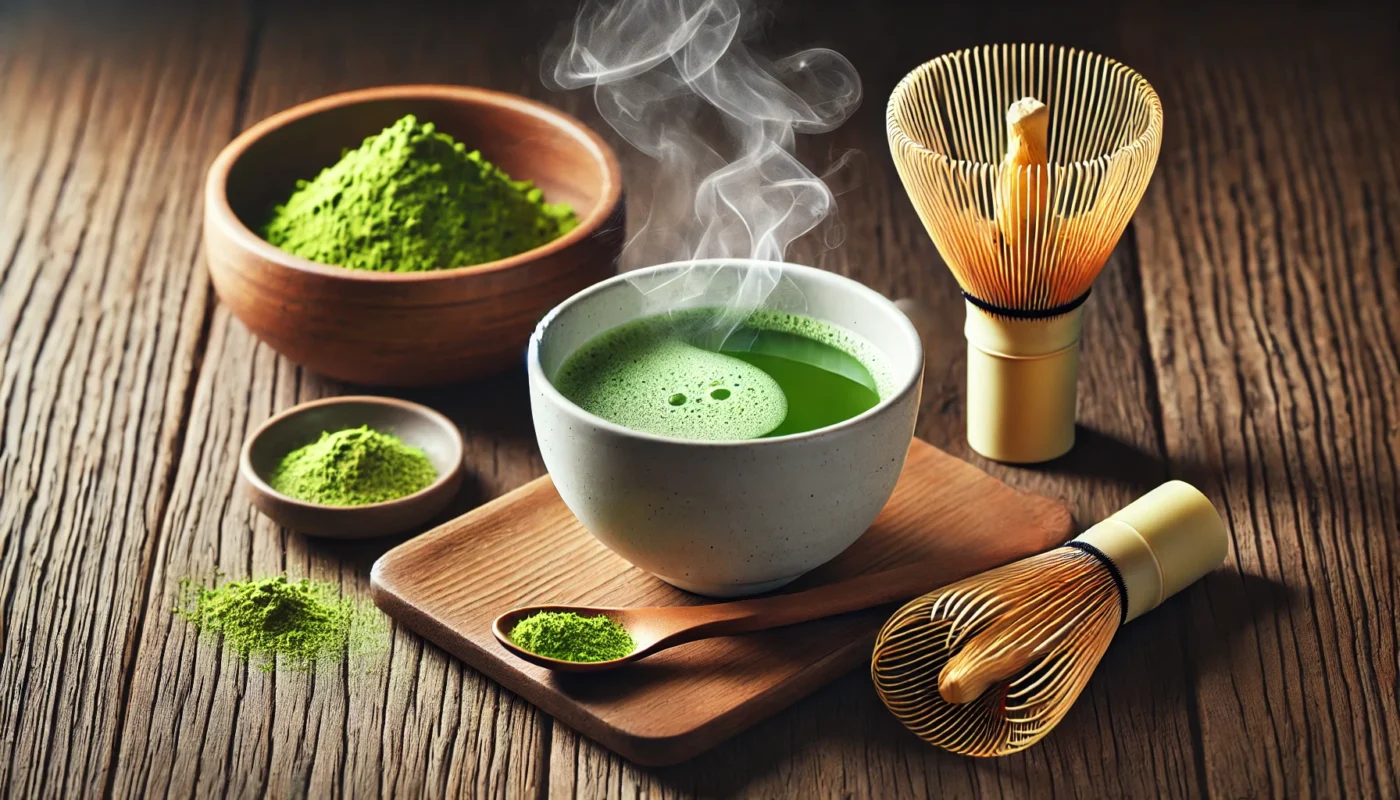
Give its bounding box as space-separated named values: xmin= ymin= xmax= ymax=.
xmin=554 ymin=315 xmax=788 ymax=441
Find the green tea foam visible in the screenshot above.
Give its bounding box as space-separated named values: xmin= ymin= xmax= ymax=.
xmin=554 ymin=318 xmax=788 ymax=440
xmin=553 ymin=309 xmax=888 ymax=441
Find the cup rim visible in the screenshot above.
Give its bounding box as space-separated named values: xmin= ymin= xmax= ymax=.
xmin=527 ymin=259 xmax=924 ymax=447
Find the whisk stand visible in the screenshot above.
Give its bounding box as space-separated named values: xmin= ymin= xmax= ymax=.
xmin=964 ymin=301 xmax=1082 ymax=463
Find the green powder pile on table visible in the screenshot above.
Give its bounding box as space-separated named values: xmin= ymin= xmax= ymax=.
xmin=509 ymin=611 xmax=635 ymax=663
xmin=262 ymin=114 xmax=578 ymax=272
xmin=270 ymin=425 xmax=436 ymax=506
xmin=175 ymin=576 xmax=386 ymax=671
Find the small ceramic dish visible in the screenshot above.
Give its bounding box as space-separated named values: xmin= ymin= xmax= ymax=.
xmin=240 ymin=396 xmax=465 ymax=538
xmin=205 ymin=84 xmax=624 ymax=386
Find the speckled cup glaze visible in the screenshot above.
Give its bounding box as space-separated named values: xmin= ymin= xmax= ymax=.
xmin=528 ymin=260 xmax=924 ymax=597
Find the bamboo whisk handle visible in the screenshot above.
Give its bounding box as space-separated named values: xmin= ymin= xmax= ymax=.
xmin=964 ymin=302 xmax=1083 ymax=463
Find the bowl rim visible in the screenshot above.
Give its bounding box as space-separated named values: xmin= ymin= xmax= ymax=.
xmin=205 ymin=83 xmax=623 ymax=282
xmin=239 ymin=395 xmax=466 ymax=512
xmin=526 ymin=259 xmax=925 ymax=448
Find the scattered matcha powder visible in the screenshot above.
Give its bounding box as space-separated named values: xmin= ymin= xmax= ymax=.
xmin=509 ymin=611 xmax=635 ymax=663
xmin=261 ymin=113 xmax=578 ymax=272
xmin=269 ymin=425 xmax=436 ymax=506
xmin=175 ymin=576 xmax=386 ymax=671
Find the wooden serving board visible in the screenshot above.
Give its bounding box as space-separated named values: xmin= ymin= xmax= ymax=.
xmin=370 ymin=438 xmax=1072 ymax=766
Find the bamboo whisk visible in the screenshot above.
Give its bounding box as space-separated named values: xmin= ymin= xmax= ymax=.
xmin=887 ymin=44 xmax=1163 ymax=463
xmin=872 ymin=481 xmax=1227 ymax=757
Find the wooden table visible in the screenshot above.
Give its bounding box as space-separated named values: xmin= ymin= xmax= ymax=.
xmin=2 ymin=0 xmax=1395 ymax=796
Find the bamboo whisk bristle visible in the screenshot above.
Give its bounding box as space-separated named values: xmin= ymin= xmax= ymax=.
xmin=887 ymin=44 xmax=1163 ymax=314
xmin=871 ymin=546 xmax=1121 ymax=757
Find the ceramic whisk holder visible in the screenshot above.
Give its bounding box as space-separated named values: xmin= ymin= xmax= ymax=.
xmin=528 ymin=260 xmax=924 ymax=598
xmin=964 ymin=301 xmax=1082 ymax=463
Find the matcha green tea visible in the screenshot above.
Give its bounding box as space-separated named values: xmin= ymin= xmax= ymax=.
xmin=509 ymin=611 xmax=635 ymax=663
xmin=262 ymin=114 xmax=577 ymax=272
xmin=553 ymin=309 xmax=887 ymax=440
xmin=174 ymin=576 xmax=388 ymax=672
xmin=269 ymin=425 xmax=436 ymax=506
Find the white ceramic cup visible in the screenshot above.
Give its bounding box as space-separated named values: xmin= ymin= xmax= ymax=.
xmin=527 ymin=259 xmax=924 ymax=597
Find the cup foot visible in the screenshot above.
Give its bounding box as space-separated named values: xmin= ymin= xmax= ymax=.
xmin=656 ymin=573 xmax=802 ymax=598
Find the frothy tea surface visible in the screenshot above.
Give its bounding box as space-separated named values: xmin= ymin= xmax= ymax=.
xmin=553 ymin=309 xmax=887 ymax=441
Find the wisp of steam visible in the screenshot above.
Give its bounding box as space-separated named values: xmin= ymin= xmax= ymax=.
xmin=544 ymin=0 xmax=862 ymax=345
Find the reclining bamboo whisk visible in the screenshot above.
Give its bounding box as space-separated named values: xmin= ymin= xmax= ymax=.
xmin=871 ymin=481 xmax=1228 ymax=756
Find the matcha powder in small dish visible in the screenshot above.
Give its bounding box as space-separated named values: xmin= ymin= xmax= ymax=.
xmin=175 ymin=576 xmax=387 ymax=671
xmin=269 ymin=425 xmax=437 ymax=506
xmin=261 ymin=113 xmax=579 ymax=272
xmin=509 ymin=611 xmax=635 ymax=663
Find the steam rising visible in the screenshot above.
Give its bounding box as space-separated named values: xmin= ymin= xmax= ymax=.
xmin=545 ymin=0 xmax=862 ymax=342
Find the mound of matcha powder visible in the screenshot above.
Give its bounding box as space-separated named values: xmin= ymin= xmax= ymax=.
xmin=261 ymin=113 xmax=579 ymax=272
xmin=269 ymin=425 xmax=436 ymax=507
xmin=509 ymin=611 xmax=635 ymax=663
xmin=175 ymin=576 xmax=386 ymax=671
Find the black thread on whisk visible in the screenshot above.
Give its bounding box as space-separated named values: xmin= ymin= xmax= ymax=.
xmin=1065 ymin=541 xmax=1129 ymax=624
xmin=962 ymin=289 xmax=1092 ymax=320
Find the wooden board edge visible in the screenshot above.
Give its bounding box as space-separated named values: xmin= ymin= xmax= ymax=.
xmin=370 ymin=472 xmax=558 ymax=582
xmin=367 ymin=437 xmax=1080 ymax=765
xmin=1028 ymin=495 xmax=1075 ymax=549
xmin=370 ymin=567 xmax=889 ymax=765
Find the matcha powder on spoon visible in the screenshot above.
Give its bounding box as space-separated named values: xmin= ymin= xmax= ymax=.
xmin=509 ymin=611 xmax=635 ymax=663
xmin=262 ymin=114 xmax=578 ymax=272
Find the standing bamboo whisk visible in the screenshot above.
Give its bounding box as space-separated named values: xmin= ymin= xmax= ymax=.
xmin=871 ymin=482 xmax=1227 ymax=757
xmin=887 ymin=44 xmax=1163 ymax=463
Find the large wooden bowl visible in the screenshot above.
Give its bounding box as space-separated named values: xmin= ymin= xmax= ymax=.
xmin=205 ymin=85 xmax=624 ymax=386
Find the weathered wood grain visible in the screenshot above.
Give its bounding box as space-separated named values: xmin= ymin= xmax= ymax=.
xmin=105 ymin=3 xmax=570 ymax=799
xmin=1125 ymin=4 xmax=1400 ymax=796
xmin=3 ymin=0 xmax=1398 ymax=797
xmin=0 ymin=4 xmax=249 ymax=798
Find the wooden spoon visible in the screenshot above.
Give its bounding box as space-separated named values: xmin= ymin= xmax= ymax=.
xmin=492 ymin=561 xmax=941 ymax=672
